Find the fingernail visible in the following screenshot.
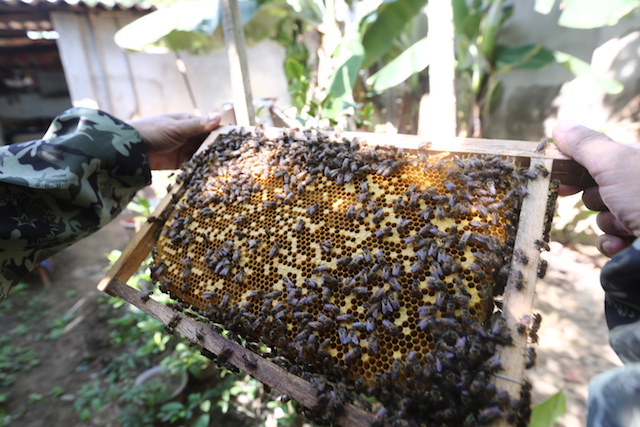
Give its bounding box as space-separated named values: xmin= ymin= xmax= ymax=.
xmin=601 ymin=239 xmax=613 ymax=257
xmin=553 ymin=120 xmax=582 ymax=141
xmin=555 ymin=119 xmax=581 ymax=132
xmin=207 ymin=112 xmax=221 ymax=122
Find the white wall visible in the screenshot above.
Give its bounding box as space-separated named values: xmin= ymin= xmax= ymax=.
xmin=51 ymin=11 xmax=289 ymax=122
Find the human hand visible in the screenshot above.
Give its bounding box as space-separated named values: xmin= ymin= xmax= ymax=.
xmin=553 ymin=120 xmax=640 ymax=257
xmin=129 ymin=112 xmax=222 ymax=170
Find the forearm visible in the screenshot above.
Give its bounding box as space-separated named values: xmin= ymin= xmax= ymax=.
xmin=0 ymin=108 xmax=151 ymax=299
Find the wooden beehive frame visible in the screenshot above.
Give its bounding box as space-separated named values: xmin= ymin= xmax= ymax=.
xmin=98 ymin=126 xmax=591 ymax=426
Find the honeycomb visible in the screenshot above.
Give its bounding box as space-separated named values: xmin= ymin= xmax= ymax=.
xmin=152 ymin=127 xmax=534 ymax=425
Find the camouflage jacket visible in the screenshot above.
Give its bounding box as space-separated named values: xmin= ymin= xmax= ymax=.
xmin=601 ymin=238 xmax=640 ymax=363
xmin=0 ymin=108 xmax=151 ymax=300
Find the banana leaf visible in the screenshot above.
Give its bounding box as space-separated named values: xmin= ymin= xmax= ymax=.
xmin=114 ymin=0 xmax=291 ymax=54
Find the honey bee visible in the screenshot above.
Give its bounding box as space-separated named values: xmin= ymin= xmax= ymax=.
xmin=525 ymin=347 xmax=537 ymax=369
xmin=374 ymin=227 xmax=392 ymax=239
xmin=268 ymin=242 xmax=280 ymax=258
xmin=534 ymin=239 xmax=550 ymax=251
xmin=242 ymin=353 xmax=258 ymax=370
xmin=306 ymin=203 xmax=319 ymax=216
xmin=538 ymin=259 xmax=548 ymax=278
xmin=217 ymin=346 xmax=234 ymax=363
xmin=344 ymin=347 xmax=362 ymax=364
xmin=535 ymin=140 xmax=549 ymax=153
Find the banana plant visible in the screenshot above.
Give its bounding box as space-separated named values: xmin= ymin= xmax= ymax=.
xmin=322 ymin=0 xmax=429 ymax=125
xmin=115 ymin=0 xmax=296 ymax=54
xmin=453 ymin=0 xmax=557 ymax=137
xmin=453 ymin=0 xmax=624 ymax=137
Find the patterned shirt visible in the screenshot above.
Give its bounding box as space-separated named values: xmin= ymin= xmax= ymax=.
xmin=0 ymin=108 xmax=151 ymax=300
xmin=600 ymin=237 xmax=640 ymax=363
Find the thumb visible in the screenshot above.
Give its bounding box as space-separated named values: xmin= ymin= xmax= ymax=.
xmin=553 ymin=120 xmax=640 ymax=237
xmin=552 ymin=120 xmax=624 ymax=180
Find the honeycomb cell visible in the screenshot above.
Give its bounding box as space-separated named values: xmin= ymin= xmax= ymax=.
xmin=151 ymin=128 xmax=535 ymax=426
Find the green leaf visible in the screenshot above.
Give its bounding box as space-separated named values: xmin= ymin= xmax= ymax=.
xmin=229 ymin=384 xmax=244 ymax=395
xmin=286 ymin=0 xmax=325 ymax=25
xmin=530 ymin=390 xmax=566 ymax=427
xmin=458 ymin=10 xmax=482 ymax=40
xmin=361 ymin=0 xmax=428 ymax=68
xmin=240 ymin=2 xmax=293 ymax=46
xmin=496 ymin=44 xmax=555 ymax=70
xmin=326 ymin=24 xmax=365 ymax=103
xmin=114 ymin=0 xmax=269 ymax=54
xmin=193 ymin=414 xmax=211 ymax=427
xmin=452 ymin=0 xmax=469 ymax=35
xmin=534 ymin=0 xmax=557 ymax=15
xmin=366 ymin=36 xmax=429 ymax=92
xmin=115 ymin=0 xmax=220 ymax=53
xmin=160 ymin=401 xmax=184 ymax=414
xmin=285 ymin=58 xmax=305 ymax=81
xmin=200 ymin=399 xmax=212 ymax=412
xmin=554 ymin=51 xmax=624 ymax=94
xmin=478 ymin=0 xmax=505 ymax=61
xmin=558 ymin=0 xmax=640 ymax=28
xmin=28 ymin=393 xmax=43 ymax=404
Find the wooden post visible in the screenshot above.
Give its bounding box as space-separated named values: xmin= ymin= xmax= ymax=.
xmin=220 ymin=0 xmax=256 ymax=126
xmin=427 ymin=0 xmax=457 ymax=141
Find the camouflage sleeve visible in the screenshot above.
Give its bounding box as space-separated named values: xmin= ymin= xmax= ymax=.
xmin=600 ymin=238 xmax=640 ymax=363
xmin=0 ymin=107 xmax=151 ymax=300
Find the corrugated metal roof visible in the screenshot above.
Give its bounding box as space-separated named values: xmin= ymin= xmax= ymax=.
xmin=0 ymin=0 xmax=153 ymax=12
xmin=0 ymin=0 xmax=153 ymax=36
xmin=0 ymin=16 xmax=52 ymax=33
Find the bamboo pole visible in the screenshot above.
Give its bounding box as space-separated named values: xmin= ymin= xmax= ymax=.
xmin=220 ymin=0 xmax=255 ymax=126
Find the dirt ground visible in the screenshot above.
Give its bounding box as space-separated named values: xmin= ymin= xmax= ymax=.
xmin=0 ymin=206 xmax=623 ymax=426
xmin=0 ymin=219 xmax=131 ymax=427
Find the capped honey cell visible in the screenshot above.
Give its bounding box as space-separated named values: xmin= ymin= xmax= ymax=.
xmin=152 ymin=127 xmax=536 ymax=426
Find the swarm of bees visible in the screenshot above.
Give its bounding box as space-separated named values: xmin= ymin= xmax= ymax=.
xmin=150 ymin=127 xmax=551 ymax=426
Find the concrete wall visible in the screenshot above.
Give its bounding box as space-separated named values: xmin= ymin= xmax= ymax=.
xmin=487 ymin=3 xmax=640 ymax=142
xmin=50 ymin=10 xmax=289 ymax=123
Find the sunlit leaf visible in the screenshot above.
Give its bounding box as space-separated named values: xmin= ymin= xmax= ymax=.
xmin=325 ymin=23 xmax=365 ymax=119
xmin=554 ymin=51 xmax=624 ymax=94
xmin=115 ymin=0 xmax=220 ymax=53
xmin=200 ymin=399 xmax=212 ymax=412
xmin=530 ymin=390 xmax=566 ymax=427
xmin=286 ymin=0 xmax=325 ymax=25
xmin=534 ymin=0 xmax=557 ymax=15
xmin=558 ymin=0 xmax=640 ymax=28
xmin=114 ymin=0 xmax=282 ymax=54
xmin=366 ymin=36 xmax=429 ymax=92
